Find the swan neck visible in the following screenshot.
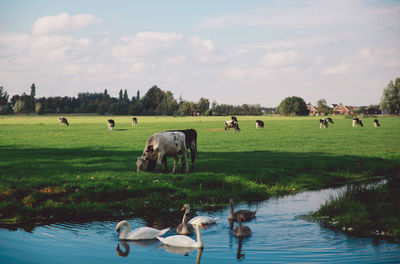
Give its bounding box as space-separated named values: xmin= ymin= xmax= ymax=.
xmin=120 ymin=221 xmax=130 ymax=238
xmin=195 ymin=224 xmax=203 ymax=248
xmin=229 ymin=201 xmax=234 ymax=218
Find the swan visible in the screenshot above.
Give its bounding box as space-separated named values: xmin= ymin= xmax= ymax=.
xmin=177 ymin=204 xmax=194 ymax=235
xmin=157 ymin=223 xmax=205 ymax=248
xmin=233 ymin=213 xmax=252 ymax=237
xmin=229 ymin=198 xmax=256 ymax=222
xmin=188 ymin=215 xmax=219 ymax=225
xmin=116 ymin=220 xmax=170 ymax=240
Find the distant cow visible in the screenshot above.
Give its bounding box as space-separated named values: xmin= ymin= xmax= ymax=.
xmin=256 ymin=120 xmax=264 ymax=128
xmin=58 ymin=117 xmax=69 ymax=126
xmin=231 ymin=116 xmax=238 ymax=122
xmin=373 ymin=119 xmax=380 ymax=127
xmin=167 ymin=129 xmax=198 ymax=170
xmin=137 ymin=131 xmax=189 ymax=173
xmin=352 ymin=117 xmax=363 ymax=127
xmin=132 ymin=117 xmax=137 ymax=126
xmin=320 ymin=119 xmax=328 ymax=128
xmin=326 ymin=117 xmax=334 ymax=124
xmin=225 ymin=120 xmax=240 ymax=131
xmin=108 ymin=119 xmax=115 ymax=130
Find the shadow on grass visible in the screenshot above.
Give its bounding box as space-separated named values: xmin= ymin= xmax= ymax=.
xmin=0 ymin=145 xmax=399 ymax=228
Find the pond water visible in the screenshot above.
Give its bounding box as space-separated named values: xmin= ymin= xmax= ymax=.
xmin=1 ymin=187 xmax=399 ymax=263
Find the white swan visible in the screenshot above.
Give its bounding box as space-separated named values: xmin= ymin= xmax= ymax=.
xmin=188 ymin=215 xmax=219 ymax=225
xmin=116 ymin=220 xmax=170 ymax=240
xmin=157 ymin=223 xmax=205 ymax=248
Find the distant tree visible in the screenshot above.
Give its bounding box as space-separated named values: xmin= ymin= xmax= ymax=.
xmin=35 ymin=102 xmax=43 ymax=115
xmin=14 ymin=99 xmax=29 ymax=113
xmin=316 ymin=98 xmax=330 ymax=115
xmin=178 ymin=101 xmax=193 ymax=116
xmin=119 ymin=89 xmax=123 ymax=102
xmin=104 ymin=89 xmax=108 ymax=97
xmin=278 ymin=96 xmax=309 ymax=116
xmin=197 ymin=97 xmax=210 ymax=115
xmin=0 ymin=86 xmax=11 ymax=114
xmin=142 ymin=86 xmax=165 ymax=114
xmin=380 ymin=78 xmax=400 ymax=114
xmin=123 ymin=89 xmax=129 ymax=102
xmin=136 ymin=90 xmax=140 ymax=101
xmin=30 ymin=83 xmax=36 ymax=111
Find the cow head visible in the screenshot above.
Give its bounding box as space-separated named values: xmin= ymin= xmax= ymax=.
xmin=136 ymin=156 xmax=149 ymax=172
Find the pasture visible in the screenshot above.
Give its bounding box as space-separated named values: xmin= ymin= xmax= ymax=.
xmin=0 ymin=115 xmax=399 ymax=225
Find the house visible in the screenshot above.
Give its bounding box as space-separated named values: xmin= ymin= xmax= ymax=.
xmin=363 ymin=107 xmax=382 ymax=115
xmin=333 ymin=103 xmax=354 ymax=115
xmin=307 ymin=103 xmax=318 ymax=116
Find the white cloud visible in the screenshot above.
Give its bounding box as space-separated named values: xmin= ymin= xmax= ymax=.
xmin=321 ymin=61 xmax=352 ymax=75
xmin=261 ymin=50 xmax=303 ymax=67
xmin=32 ymin=12 xmax=101 ymax=35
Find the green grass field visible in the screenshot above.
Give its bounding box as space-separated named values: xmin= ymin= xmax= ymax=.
xmin=0 ymin=115 xmax=399 ymax=226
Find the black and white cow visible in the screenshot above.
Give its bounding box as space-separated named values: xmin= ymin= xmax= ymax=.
xmin=373 ymin=119 xmax=380 ymax=127
xmin=320 ymin=118 xmax=328 ymax=128
xmin=167 ymin=129 xmax=197 ymax=170
xmin=137 ymin=131 xmax=189 ymax=173
xmin=326 ymin=117 xmax=334 ymax=124
xmin=108 ymin=119 xmax=115 ymax=130
xmin=256 ymin=120 xmax=264 ymax=128
xmin=132 ymin=117 xmax=137 ymax=126
xmin=58 ymin=117 xmax=69 ymax=126
xmin=352 ymin=117 xmax=363 ymax=127
xmin=225 ymin=120 xmax=240 ymax=131
xmin=231 ymin=116 xmax=238 ymax=122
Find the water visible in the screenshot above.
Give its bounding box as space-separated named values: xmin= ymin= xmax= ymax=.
xmin=1 ymin=187 xmax=399 ymax=263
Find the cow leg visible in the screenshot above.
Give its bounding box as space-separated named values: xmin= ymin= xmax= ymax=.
xmin=172 ymin=154 xmax=178 ymax=174
xmin=190 ymin=143 xmax=196 ymax=170
xmin=182 ymin=147 xmax=189 ymax=173
xmin=156 ymin=153 xmax=164 ymax=173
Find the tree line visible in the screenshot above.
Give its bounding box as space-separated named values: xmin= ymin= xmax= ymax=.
xmin=0 ymin=84 xmax=262 ymax=116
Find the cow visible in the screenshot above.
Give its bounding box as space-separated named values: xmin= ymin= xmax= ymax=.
xmin=352 ymin=117 xmax=363 ymax=127
xmin=320 ymin=119 xmax=328 ymax=128
xmin=326 ymin=117 xmax=334 ymax=124
xmin=256 ymin=120 xmax=264 ymax=128
xmin=373 ymin=119 xmax=380 ymax=127
xmin=225 ymin=120 xmax=240 ymax=132
xmin=58 ymin=117 xmax=69 ymax=126
xmin=167 ymin=129 xmax=197 ymax=170
xmin=108 ymin=119 xmax=115 ymax=130
xmin=137 ymin=131 xmax=189 ymax=173
xmin=132 ymin=117 xmax=137 ymax=126
xmin=231 ymin=116 xmax=238 ymax=122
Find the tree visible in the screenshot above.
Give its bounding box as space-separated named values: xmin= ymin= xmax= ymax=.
xmin=136 ymin=90 xmax=140 ymax=101
xmin=14 ymin=99 xmax=28 ymax=113
xmin=35 ymin=102 xmax=43 ymax=115
xmin=278 ymin=96 xmax=309 ymax=116
xmin=119 ymin=89 xmax=123 ymax=102
xmin=380 ymin=78 xmax=400 ymax=114
xmin=197 ymin=97 xmax=210 ymax=115
xmin=30 ymin=83 xmax=36 ymax=112
xmin=123 ymin=89 xmax=129 ymax=102
xmin=316 ymin=98 xmax=330 ymax=115
xmin=0 ymin=86 xmax=11 ymax=114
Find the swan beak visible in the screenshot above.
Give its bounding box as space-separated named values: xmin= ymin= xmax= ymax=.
xmin=201 ymin=224 xmax=206 ymax=230
xmin=181 ymin=207 xmax=185 ymax=211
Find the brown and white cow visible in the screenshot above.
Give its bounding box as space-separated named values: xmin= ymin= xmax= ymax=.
xmin=108 ymin=119 xmax=115 ymax=130
xmin=352 ymin=117 xmax=363 ymax=127
xmin=256 ymin=120 xmax=264 ymax=128
xmin=373 ymin=119 xmax=380 ymax=127
xmin=167 ymin=129 xmax=197 ymax=170
xmin=58 ymin=117 xmax=69 ymax=126
xmin=132 ymin=117 xmax=137 ymax=126
xmin=319 ymin=118 xmax=328 ymax=128
xmin=137 ymin=131 xmax=189 ymax=173
xmin=225 ymin=120 xmax=240 ymax=132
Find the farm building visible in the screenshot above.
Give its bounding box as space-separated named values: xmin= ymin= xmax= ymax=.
xmin=333 ymin=103 xmax=354 ymax=115
xmin=363 ymin=107 xmax=382 ymax=115
xmin=307 ymin=103 xmax=318 ymax=116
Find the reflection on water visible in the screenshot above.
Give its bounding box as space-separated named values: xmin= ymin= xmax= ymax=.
xmin=1 ymin=186 xmax=400 ymax=263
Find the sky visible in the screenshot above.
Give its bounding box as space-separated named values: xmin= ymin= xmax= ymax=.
xmin=0 ymin=0 xmax=399 ymax=107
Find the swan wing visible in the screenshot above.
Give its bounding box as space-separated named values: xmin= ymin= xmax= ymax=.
xmin=189 ymin=216 xmax=219 ymax=225
xmin=127 ymin=227 xmax=168 ymax=240
xmin=157 ymin=235 xmax=198 ymax=248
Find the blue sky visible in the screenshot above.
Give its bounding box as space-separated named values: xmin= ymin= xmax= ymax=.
xmin=1 ymin=0 xmax=399 ymax=106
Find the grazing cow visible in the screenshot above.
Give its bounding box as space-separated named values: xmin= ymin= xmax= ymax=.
xmin=326 ymin=117 xmax=334 ymax=124
xmin=373 ymin=119 xmax=380 ymax=127
xmin=231 ymin=116 xmax=238 ymax=122
xmin=58 ymin=117 xmax=69 ymax=126
xmin=225 ymin=120 xmax=240 ymax=132
xmin=256 ymin=120 xmax=264 ymax=128
xmin=132 ymin=117 xmax=137 ymax=126
xmin=352 ymin=117 xmax=363 ymax=127
xmin=320 ymin=118 xmax=328 ymax=128
xmin=108 ymin=119 xmax=115 ymax=130
xmin=137 ymin=131 xmax=189 ymax=173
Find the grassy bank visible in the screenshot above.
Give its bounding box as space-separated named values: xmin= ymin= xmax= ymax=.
xmin=0 ymin=115 xmax=399 ymax=228
xmin=308 ymin=176 xmax=400 ymax=240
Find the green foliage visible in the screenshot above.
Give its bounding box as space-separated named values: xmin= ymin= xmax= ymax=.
xmin=279 ymin=96 xmax=309 ymax=116
xmin=380 ymin=77 xmax=400 ymax=114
